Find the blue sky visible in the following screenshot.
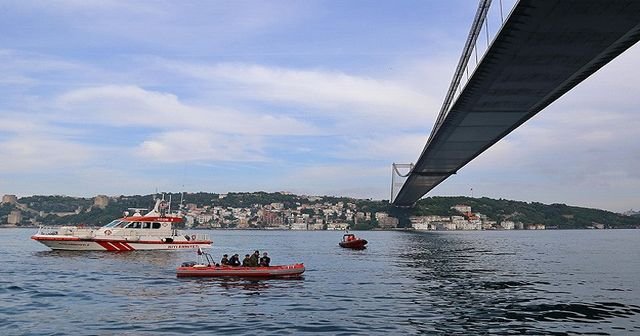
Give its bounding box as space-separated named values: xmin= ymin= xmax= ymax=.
xmin=1 ymin=1 xmax=638 ymax=212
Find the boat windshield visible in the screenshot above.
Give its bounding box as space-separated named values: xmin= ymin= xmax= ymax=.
xmin=118 ymin=221 xmax=134 ymax=228
xmin=103 ymin=220 xmax=122 ymax=228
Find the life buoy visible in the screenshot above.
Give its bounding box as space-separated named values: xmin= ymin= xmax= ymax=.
xmin=104 ymin=230 xmax=112 ymax=236
xmin=191 ymin=234 xmax=196 ymax=241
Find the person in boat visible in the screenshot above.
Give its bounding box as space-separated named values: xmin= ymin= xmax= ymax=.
xmin=249 ymin=250 xmax=260 ymax=267
xmin=220 ymin=254 xmax=229 ymax=266
xmin=242 ymin=254 xmax=252 ymax=267
xmin=259 ymin=252 xmax=271 ymax=267
xmin=229 ymin=254 xmax=241 ymax=267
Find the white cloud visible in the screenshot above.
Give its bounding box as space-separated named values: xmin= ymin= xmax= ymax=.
xmin=55 ymin=85 xmax=318 ymax=136
xmin=0 ymin=115 xmax=95 ymax=173
xmin=280 ymin=164 xmax=390 ymax=199
xmin=0 ymin=135 xmax=92 ymax=173
xmin=7 ymin=1 xmax=314 ymax=53
xmin=137 ymin=131 xmax=266 ymax=163
xmin=337 ymin=133 xmax=428 ymax=163
xmin=158 ymin=61 xmax=439 ymax=125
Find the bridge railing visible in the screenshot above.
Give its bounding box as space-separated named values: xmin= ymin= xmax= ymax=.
xmin=433 ymin=0 xmax=517 ymax=137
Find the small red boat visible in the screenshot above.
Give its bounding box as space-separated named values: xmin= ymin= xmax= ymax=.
xmin=339 ymin=233 xmax=367 ymax=249
xmin=177 ymin=263 xmax=305 ymax=278
xmin=177 ymin=249 xmax=304 ymax=278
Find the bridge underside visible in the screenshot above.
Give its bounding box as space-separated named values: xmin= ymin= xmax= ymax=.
xmin=393 ymin=0 xmax=640 ymax=206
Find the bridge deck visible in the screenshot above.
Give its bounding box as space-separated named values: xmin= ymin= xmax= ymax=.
xmin=393 ymin=0 xmax=640 ymax=206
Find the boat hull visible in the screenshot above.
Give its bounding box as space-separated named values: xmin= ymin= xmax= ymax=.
xmin=31 ymin=235 xmax=211 ymax=251
xmin=339 ymin=239 xmax=368 ymax=249
xmin=176 ymin=263 xmax=305 ymax=278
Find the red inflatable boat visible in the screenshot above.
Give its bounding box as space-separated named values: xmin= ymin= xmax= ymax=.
xmin=177 ymin=263 xmax=305 ymax=278
xmin=339 ymin=233 xmax=367 ymax=249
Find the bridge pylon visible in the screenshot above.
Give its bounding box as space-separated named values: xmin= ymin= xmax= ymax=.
xmin=390 ymin=163 xmax=414 ymax=206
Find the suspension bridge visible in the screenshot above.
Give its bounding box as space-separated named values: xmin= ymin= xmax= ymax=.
xmin=391 ymin=0 xmax=640 ymax=206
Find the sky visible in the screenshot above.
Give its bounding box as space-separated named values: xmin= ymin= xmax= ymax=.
xmin=0 ymin=1 xmax=638 ymax=212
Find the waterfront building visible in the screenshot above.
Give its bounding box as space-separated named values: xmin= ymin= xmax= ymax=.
xmin=500 ymin=221 xmax=515 ymax=230
xmin=482 ymin=220 xmax=497 ymax=230
xmin=309 ymin=223 xmax=324 ymax=230
xmin=378 ymin=216 xmax=399 ymax=229
xmin=7 ymin=210 xmax=22 ymax=225
xmin=196 ymin=214 xmax=214 ymax=224
xmin=327 ymin=223 xmax=349 ymax=230
xmin=411 ymin=216 xmax=450 ymax=230
xmin=375 ymin=212 xmax=389 ymax=221
xmin=525 ymin=224 xmax=546 ymax=230
xmin=438 ymin=221 xmax=457 ymax=230
xmin=291 ymin=222 xmax=307 ymax=230
xmin=237 ymin=217 xmax=249 ymax=228
xmin=412 ymin=222 xmax=437 ymax=230
xmin=262 ymin=211 xmax=283 ymax=227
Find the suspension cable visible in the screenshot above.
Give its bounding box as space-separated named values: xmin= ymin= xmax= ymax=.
xmin=429 ymin=0 xmax=492 ymax=140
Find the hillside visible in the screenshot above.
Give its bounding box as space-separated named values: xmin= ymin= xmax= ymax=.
xmin=1 ymin=192 xmax=638 ymax=229
xmin=413 ymin=197 xmax=639 ymax=229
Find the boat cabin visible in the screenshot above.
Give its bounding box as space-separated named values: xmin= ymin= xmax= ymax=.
xmin=100 ymin=216 xmax=183 ymax=237
xmin=103 ymin=218 xmax=179 ymax=230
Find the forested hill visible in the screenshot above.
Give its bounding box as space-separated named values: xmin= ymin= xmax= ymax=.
xmin=1 ymin=192 xmax=638 ymax=229
xmin=411 ymin=197 xmax=639 ymax=229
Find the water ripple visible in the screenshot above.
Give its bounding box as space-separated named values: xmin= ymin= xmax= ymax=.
xmin=0 ymin=229 xmax=639 ymax=335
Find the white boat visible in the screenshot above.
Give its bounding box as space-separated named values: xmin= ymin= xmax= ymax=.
xmin=31 ymin=199 xmax=212 ymax=251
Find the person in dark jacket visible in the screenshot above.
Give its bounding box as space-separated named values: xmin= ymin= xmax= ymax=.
xmin=242 ymin=254 xmax=252 ymax=267
xmin=249 ymin=250 xmax=260 ymax=267
xmin=220 ymin=254 xmax=229 ymax=266
xmin=259 ymin=252 xmax=271 ymax=267
xmin=229 ymin=254 xmax=241 ymax=267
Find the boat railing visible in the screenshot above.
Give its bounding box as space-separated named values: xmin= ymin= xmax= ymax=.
xmin=36 ymin=226 xmax=94 ymax=236
xmin=36 ymin=226 xmax=60 ymax=235
xmin=106 ymin=230 xmax=210 ymax=242
xmin=187 ymin=233 xmax=210 ymax=242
